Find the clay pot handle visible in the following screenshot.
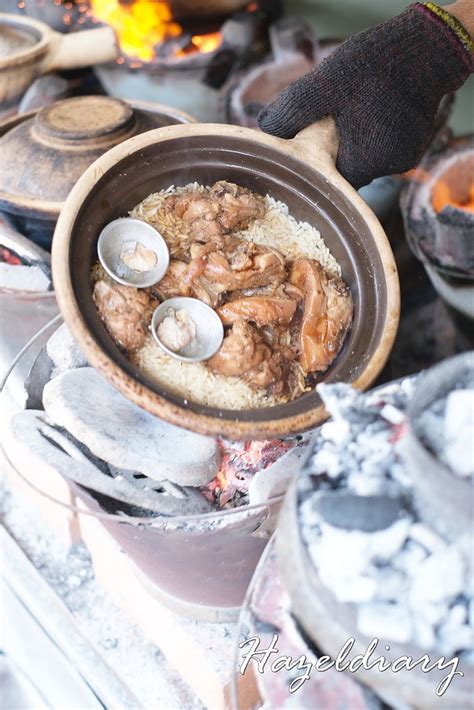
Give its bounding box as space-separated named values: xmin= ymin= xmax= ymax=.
xmin=42 ymin=26 xmax=118 ymax=73
xmin=288 ymin=116 xmax=339 ymax=171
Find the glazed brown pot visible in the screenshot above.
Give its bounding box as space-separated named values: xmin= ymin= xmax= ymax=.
xmin=0 ymin=14 xmax=118 ymax=105
xmin=52 ymin=118 xmax=400 ymax=440
xmin=0 ymin=96 xmax=195 ymax=236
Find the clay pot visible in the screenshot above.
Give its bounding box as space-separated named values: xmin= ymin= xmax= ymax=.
xmin=0 ymin=95 xmax=195 ymax=236
xmin=51 ymin=117 xmax=400 ymax=439
xmin=0 ymin=13 xmax=118 ymax=106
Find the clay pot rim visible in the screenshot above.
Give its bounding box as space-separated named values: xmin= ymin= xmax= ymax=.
xmin=52 ymin=119 xmax=400 ymax=440
xmin=0 ymin=14 xmax=50 ymax=71
xmin=0 ymin=99 xmax=196 ymax=220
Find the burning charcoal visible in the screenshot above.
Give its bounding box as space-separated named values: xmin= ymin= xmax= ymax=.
xmin=0 ymin=213 xmax=52 ymax=286
xmin=315 ymin=492 xmax=405 ymax=533
xmin=248 ymin=438 xmax=313 ymax=506
xmin=46 ymin=323 xmax=88 ymax=378
xmin=42 ymin=368 xmax=220 ymax=487
xmin=401 ymin=136 xmax=474 ymax=278
xmin=155 ymin=33 xmax=192 ymax=59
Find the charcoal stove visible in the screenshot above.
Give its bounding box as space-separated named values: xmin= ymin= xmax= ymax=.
xmin=401 ymin=134 xmax=474 ymax=319
xmin=16 ymin=0 xmax=282 ymax=121
xmin=93 ymin=1 xmax=281 ymax=121
xmin=1 ymin=316 xmax=313 ymax=622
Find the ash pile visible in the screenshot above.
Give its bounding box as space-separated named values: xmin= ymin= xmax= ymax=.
xmin=298 ymin=356 xmax=474 ymax=661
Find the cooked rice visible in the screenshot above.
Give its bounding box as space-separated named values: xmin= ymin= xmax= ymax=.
xmin=133 ymin=334 xmax=284 ymax=409
xmin=128 ymin=183 xmax=342 ymax=410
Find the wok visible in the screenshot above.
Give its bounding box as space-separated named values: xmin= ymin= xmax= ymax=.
xmin=52 ymin=118 xmax=400 ymax=440
xmin=0 ymin=13 xmax=117 ymax=105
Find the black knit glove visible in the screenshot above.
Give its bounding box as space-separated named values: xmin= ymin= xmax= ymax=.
xmin=258 ymin=3 xmax=473 ymax=188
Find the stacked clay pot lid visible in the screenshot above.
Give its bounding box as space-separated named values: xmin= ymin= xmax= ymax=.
xmin=0 ymin=95 xmax=194 ymax=222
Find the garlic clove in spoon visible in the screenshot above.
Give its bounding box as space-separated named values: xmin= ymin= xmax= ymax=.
xmin=120 ymin=241 xmax=157 ymax=272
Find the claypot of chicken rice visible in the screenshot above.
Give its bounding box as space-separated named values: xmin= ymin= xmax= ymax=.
xmin=52 ymin=118 xmax=400 ymax=439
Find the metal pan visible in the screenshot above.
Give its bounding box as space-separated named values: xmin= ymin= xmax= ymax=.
xmin=52 ymin=118 xmax=400 ymax=440
xmin=0 ymin=13 xmax=117 ymax=105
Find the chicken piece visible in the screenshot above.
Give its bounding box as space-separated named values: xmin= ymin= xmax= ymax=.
xmin=210 ymin=181 xmax=265 ymax=231
xmin=151 ymin=260 xmax=189 ymax=300
xmin=192 ymin=276 xmax=224 ymax=309
xmin=174 ymin=192 xmax=226 ymax=246
xmin=188 ymin=218 xmax=225 ymax=245
xmin=207 ymin=321 xmax=267 ymax=377
xmin=243 ymin=344 xmax=292 ymax=393
xmin=174 ymin=192 xmax=219 ymax=222
xmin=203 ymin=244 xmax=286 ymax=292
xmin=93 ymin=280 xmax=150 ymax=352
xmin=290 ymin=258 xmax=353 ymax=374
xmin=217 ymin=296 xmax=297 ymax=327
xmin=207 ymin=321 xmax=287 ymax=393
xmin=320 ymin=275 xmax=353 ymax=364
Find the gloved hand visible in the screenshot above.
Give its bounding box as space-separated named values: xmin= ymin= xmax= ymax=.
xmin=258 ymin=3 xmax=473 ymax=188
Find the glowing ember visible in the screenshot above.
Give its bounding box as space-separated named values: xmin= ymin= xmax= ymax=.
xmin=431 ymin=179 xmax=474 ymax=214
xmin=0 ymin=247 xmax=22 ymax=265
xmin=203 ymin=440 xmax=293 ymax=507
xmin=89 ymin=0 xmax=222 ymax=62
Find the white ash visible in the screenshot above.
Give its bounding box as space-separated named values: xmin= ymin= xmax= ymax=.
xmin=1 ymin=487 xmax=202 ymax=710
xmin=298 ymin=379 xmax=473 ymax=658
xmin=0 ymin=262 xmax=51 ymax=292
xmin=416 ymin=381 xmax=474 ymax=477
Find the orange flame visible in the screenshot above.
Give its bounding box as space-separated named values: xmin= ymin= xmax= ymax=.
xmin=90 ymin=0 xmax=222 ymax=62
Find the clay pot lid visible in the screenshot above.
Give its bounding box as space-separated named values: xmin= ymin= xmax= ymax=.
xmin=0 ymin=96 xmax=194 ymax=221
xmin=35 ymin=96 xmax=135 ymax=143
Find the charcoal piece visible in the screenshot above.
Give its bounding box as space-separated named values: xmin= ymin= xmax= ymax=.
xmin=316 ymin=492 xmax=405 ymax=532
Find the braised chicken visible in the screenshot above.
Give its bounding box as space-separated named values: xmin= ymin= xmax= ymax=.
xmin=207 ymin=321 xmax=286 ymax=392
xmin=210 ymin=181 xmax=266 ymax=231
xmin=93 ymin=280 xmax=150 ymax=352
xmin=152 ymin=260 xmax=188 ymax=300
xmin=169 ymin=182 xmax=265 ymax=247
xmin=202 ymin=244 xmax=286 ymax=292
xmin=93 ymin=181 xmax=354 ymax=406
xmin=290 ymin=258 xmax=353 ymax=374
xmin=217 ymin=296 xmax=297 ymax=327
xmin=319 ymin=274 xmax=354 ymax=365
